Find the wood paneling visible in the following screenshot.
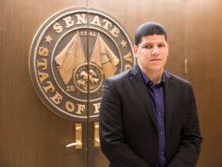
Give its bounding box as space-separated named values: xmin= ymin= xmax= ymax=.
xmin=88 ymin=0 xmax=186 ymax=76
xmin=88 ymin=1 xmax=222 ymax=165
xmin=184 ymin=0 xmax=222 ymax=166
xmin=1 ymin=0 xmax=222 ymax=166
xmin=0 ymin=0 xmax=88 ymax=167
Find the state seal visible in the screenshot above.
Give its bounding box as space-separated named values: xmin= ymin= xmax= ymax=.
xmin=29 ymin=8 xmax=134 ymax=122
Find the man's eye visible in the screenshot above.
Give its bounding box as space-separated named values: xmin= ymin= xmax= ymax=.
xmin=143 ymin=45 xmax=153 ymax=49
xmin=158 ymin=43 xmax=165 ymax=48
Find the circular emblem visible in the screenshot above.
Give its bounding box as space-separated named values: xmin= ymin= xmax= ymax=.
xmin=29 ymin=8 xmax=134 ymax=122
xmin=73 ymin=63 xmax=103 ymax=93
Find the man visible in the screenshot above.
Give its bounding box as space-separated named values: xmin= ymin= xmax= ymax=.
xmin=99 ymin=22 xmax=202 ymax=167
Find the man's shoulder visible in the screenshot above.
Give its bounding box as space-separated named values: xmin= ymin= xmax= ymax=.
xmin=106 ymin=70 xmax=130 ymax=83
xmin=103 ymin=70 xmax=131 ymax=92
xmin=166 ymin=71 xmax=191 ymax=86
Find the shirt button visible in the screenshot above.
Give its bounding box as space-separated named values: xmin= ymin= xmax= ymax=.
xmin=160 ymin=131 xmax=164 ymax=135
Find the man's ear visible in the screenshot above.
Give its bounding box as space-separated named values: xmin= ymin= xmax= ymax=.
xmin=166 ymin=42 xmax=169 ymax=54
xmin=133 ymin=45 xmax=138 ymax=58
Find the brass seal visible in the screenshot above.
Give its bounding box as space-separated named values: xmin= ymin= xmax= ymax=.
xmin=29 ymin=8 xmax=134 ymax=122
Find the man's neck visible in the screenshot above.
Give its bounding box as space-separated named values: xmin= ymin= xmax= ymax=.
xmin=139 ymin=66 xmax=164 ymax=84
xmin=148 ymin=72 xmax=163 ymax=84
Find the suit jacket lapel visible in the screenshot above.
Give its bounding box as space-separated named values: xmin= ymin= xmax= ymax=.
xmin=164 ymin=74 xmax=175 ymax=136
xmin=129 ymin=66 xmax=175 ymax=134
xmin=129 ymin=65 xmax=157 ymax=130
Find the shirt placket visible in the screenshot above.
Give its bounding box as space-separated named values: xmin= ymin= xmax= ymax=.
xmin=153 ymin=86 xmax=166 ymax=167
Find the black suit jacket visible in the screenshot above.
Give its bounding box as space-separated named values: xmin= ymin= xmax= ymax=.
xmin=99 ymin=65 xmax=202 ymax=167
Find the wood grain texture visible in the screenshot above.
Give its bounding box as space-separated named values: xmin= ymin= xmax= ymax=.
xmin=1 ymin=0 xmax=222 ymax=166
xmin=0 ymin=0 xmax=88 ymax=167
xmin=184 ymin=0 xmax=222 ymax=166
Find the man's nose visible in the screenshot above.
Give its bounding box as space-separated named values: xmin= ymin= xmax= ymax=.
xmin=151 ymin=46 xmax=159 ymax=56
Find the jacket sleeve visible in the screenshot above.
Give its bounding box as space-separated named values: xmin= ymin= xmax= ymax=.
xmin=167 ymin=84 xmax=203 ymax=167
xmin=99 ymin=79 xmax=151 ymax=167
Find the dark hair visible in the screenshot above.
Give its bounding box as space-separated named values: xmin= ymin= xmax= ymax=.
xmin=135 ymin=22 xmax=167 ymax=45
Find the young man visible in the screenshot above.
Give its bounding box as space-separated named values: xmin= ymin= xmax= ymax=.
xmin=99 ymin=22 xmax=202 ymax=167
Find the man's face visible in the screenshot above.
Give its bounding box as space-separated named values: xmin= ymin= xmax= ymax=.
xmin=134 ymin=34 xmax=169 ymax=74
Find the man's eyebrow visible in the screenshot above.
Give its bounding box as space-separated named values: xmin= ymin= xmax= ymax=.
xmin=142 ymin=41 xmax=153 ymax=44
xmin=142 ymin=41 xmax=165 ymax=44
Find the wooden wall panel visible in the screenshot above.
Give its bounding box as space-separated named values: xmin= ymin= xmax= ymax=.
xmin=88 ymin=0 xmax=222 ymax=166
xmin=1 ymin=0 xmax=222 ymax=166
xmin=184 ymin=0 xmax=222 ymax=166
xmin=0 ymin=0 xmax=88 ymax=167
xmin=88 ymin=0 xmax=186 ymax=76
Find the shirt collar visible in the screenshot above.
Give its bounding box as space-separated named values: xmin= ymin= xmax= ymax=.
xmin=139 ymin=67 xmax=170 ymax=86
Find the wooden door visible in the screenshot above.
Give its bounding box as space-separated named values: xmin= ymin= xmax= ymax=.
xmin=1 ymin=0 xmax=90 ymax=167
xmin=2 ymin=0 xmax=222 ymax=167
xmin=184 ymin=1 xmax=222 ymax=166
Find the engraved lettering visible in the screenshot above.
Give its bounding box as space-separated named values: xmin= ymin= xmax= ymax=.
xmin=80 ymin=31 xmax=87 ymax=36
xmin=123 ymin=52 xmax=133 ymax=63
xmin=75 ymin=14 xmax=87 ymax=24
xmin=42 ymin=81 xmax=55 ymax=93
xmin=89 ymin=31 xmax=97 ymax=36
xmin=53 ymin=22 xmax=63 ymax=33
xmin=93 ymin=103 xmax=101 ymax=114
xmin=50 ymin=91 xmax=63 ymax=104
xmin=66 ymin=85 xmax=75 ymax=92
xmin=66 ymin=101 xmax=75 ymax=112
xmin=37 ymin=58 xmax=48 ymax=70
xmin=38 ymin=71 xmax=49 ymax=83
xmin=90 ymin=15 xmax=101 ymax=27
xmin=38 ymin=47 xmax=48 ymax=56
xmin=110 ymin=26 xmax=120 ymax=37
xmin=63 ymin=16 xmax=74 ymax=28
xmin=76 ymin=104 xmax=85 ymax=115
xmin=102 ymin=19 xmax=112 ymax=30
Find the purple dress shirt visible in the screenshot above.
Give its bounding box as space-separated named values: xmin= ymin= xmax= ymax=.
xmin=140 ymin=69 xmax=169 ymax=167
